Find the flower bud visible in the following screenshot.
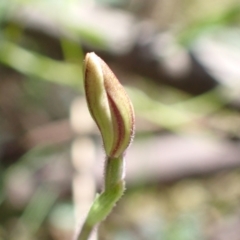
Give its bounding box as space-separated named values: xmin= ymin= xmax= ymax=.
xmin=83 ymin=52 xmax=135 ymax=158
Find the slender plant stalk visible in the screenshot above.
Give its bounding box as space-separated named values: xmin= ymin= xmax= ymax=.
xmin=77 ymin=155 xmax=125 ymax=240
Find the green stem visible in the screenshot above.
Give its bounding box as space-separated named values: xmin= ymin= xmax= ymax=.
xmin=76 ymin=155 xmax=125 ymax=240
xmin=104 ymin=156 xmax=125 ymax=191
xmin=77 ymin=224 xmax=92 ymax=240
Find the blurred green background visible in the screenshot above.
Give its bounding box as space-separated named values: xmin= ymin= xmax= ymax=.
xmin=1 ymin=0 xmax=240 ymax=239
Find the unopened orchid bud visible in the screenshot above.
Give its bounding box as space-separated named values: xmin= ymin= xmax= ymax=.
xmin=83 ymin=52 xmax=135 ymax=158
